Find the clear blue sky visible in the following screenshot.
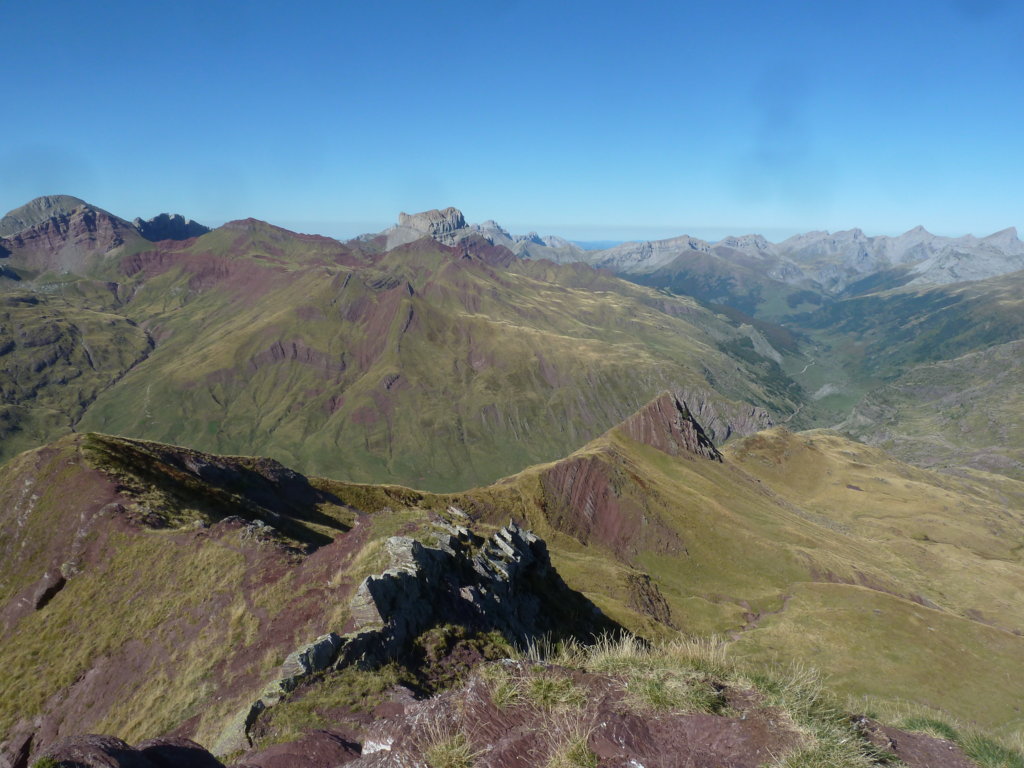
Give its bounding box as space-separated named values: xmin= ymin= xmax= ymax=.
xmin=2 ymin=0 xmax=1022 ymax=242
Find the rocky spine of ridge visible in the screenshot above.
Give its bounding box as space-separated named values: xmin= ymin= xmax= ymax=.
xmin=214 ymin=517 xmax=615 ymax=754
xmin=620 ymin=391 xmax=723 ymax=461
xmin=133 ymin=213 xmax=210 ymax=241
xmin=536 ymin=392 xmax=722 ymax=564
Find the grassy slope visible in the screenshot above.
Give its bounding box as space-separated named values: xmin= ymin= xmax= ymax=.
xmin=0 ymin=289 xmax=152 ymax=463
xmin=73 ymin=226 xmax=802 ymax=491
xmin=0 ymin=434 xmax=440 ymax=747
xmin=2 ymin=413 xmax=1023 ymax=748
xmin=459 ymin=423 xmax=1024 ymax=734
xmin=839 ymin=338 xmax=1024 ymax=479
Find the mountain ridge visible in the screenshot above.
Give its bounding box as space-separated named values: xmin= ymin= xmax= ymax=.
xmin=2 ymin=393 xmax=1023 ymax=764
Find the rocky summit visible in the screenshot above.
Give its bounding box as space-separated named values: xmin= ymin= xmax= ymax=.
xmin=133 ymin=212 xmax=211 ymax=241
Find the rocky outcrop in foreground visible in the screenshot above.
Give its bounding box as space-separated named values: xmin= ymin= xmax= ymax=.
xmin=22 ymin=666 xmax=981 ymax=768
xmin=214 ymin=518 xmax=615 ymax=754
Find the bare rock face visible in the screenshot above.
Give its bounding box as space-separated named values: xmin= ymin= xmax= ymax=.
xmin=27 ymin=735 xmax=226 ymax=768
xmin=386 ymin=207 xmax=467 ymax=248
xmin=619 ymin=391 xmax=723 ymax=461
xmin=675 ymin=388 xmax=774 ymax=443
xmin=341 ymin=522 xmax=613 ymax=665
xmin=0 ymin=198 xmax=141 ymax=274
xmin=132 ymin=213 xmax=210 ymax=242
xmin=36 ymin=734 xmax=157 ymax=768
xmin=135 ymin=738 xmax=226 ymax=768
xmin=0 ymin=195 xmax=90 ymax=237
xmin=231 ymin=730 xmax=359 ymax=768
xmin=586 ymin=234 xmax=713 ymax=274
xmin=397 ymin=207 xmax=466 ymax=238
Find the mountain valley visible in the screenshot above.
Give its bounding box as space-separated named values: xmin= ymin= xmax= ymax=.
xmin=2 ymin=196 xmax=1024 ymax=767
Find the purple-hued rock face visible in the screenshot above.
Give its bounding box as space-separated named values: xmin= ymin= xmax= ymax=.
xmin=619 ymin=391 xmax=723 ymax=461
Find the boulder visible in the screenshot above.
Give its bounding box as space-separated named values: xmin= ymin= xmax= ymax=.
xmin=135 ymin=738 xmax=224 ymax=768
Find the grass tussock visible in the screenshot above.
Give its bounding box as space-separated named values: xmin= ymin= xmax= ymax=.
xmin=895 ymin=715 xmax=1024 ymax=768
xmin=743 ymin=664 xmax=889 ymax=768
xmin=506 ymin=634 xmax=923 ymax=768
xmin=861 ymin=698 xmax=1024 ymax=768
xmin=479 ymin=662 xmax=587 ymax=711
xmin=543 ymin=713 xmax=598 ymax=768
xmin=419 ymin=720 xmax=481 ymax=768
xmin=526 ymin=673 xmax=589 ymax=710
xmin=624 ymin=671 xmax=725 ymax=714
xmin=255 ymin=664 xmax=401 ymax=747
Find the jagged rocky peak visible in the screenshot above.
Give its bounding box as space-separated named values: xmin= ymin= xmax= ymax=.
xmin=981 ymin=226 xmax=1022 ymax=248
xmin=133 ymin=212 xmax=210 ymax=241
xmin=717 ymin=233 xmax=773 ymax=251
xmin=386 ymin=206 xmax=468 ymax=249
xmin=0 ymin=194 xmax=90 ymax=236
xmin=619 ymin=391 xmax=723 ymax=461
xmin=397 ymin=206 xmax=466 ymax=237
xmin=473 ymin=219 xmax=511 ymax=237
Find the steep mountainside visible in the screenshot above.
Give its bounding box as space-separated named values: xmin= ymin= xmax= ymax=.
xmin=839 ymin=338 xmax=1024 ymax=479
xmin=778 ymin=225 xmax=1024 ymax=291
xmin=574 ymin=225 xmax=1024 ymax=299
xmin=2 ymin=394 xmax=1023 ymax=765
xmin=0 ymin=196 xmax=209 ymax=278
xmin=0 ymin=203 xmax=804 ymax=489
xmin=0 ymin=197 xmax=146 ymax=275
xmin=4 ymin=194 xmax=1024 ymax=490
xmin=0 ymin=291 xmax=153 ymax=460
xmin=0 ymin=195 xmax=94 ymax=236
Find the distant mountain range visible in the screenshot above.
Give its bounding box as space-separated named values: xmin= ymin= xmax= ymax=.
xmin=0 ymin=196 xmax=796 ymax=490
xmin=2 ymin=194 xmax=1023 ymax=486
xmin=380 ymin=205 xmax=1024 ymax=295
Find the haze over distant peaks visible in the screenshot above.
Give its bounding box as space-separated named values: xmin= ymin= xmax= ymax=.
xmin=384 ymin=206 xmax=588 ymax=262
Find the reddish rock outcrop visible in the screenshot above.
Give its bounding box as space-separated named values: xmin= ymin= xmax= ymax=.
xmin=0 ymin=204 xmax=142 ymax=274
xmin=540 ymin=453 xmax=685 ymax=562
xmin=231 ymin=731 xmax=359 ymax=768
xmin=619 ymin=391 xmax=722 ymax=461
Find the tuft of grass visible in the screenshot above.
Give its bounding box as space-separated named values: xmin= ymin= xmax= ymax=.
xmin=582 ymin=633 xmax=649 ymax=673
xmin=479 ymin=660 xmax=587 ymax=712
xmin=419 ymin=720 xmax=481 ymax=768
xmin=660 ymin=634 xmax=731 ymax=676
xmin=522 ymin=635 xmax=588 ymax=668
xmin=31 ymin=759 xmax=60 ymax=768
xmin=544 ymin=715 xmax=598 ymax=768
xmin=899 ymin=715 xmax=960 ymax=742
xmin=959 ymin=733 xmax=1024 ymax=768
xmin=525 ymin=672 xmax=588 ymax=710
xmin=479 ymin=663 xmax=522 ymax=709
xmin=746 ymin=664 xmax=893 ymax=768
xmin=625 ymin=672 xmax=725 ymax=714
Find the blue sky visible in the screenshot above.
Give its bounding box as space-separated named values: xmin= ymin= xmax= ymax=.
xmin=2 ymin=0 xmax=1022 ymax=241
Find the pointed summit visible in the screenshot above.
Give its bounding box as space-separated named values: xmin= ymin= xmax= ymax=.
xmin=0 ymin=194 xmax=90 ymax=237
xmin=618 ymin=391 xmax=723 ymax=461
